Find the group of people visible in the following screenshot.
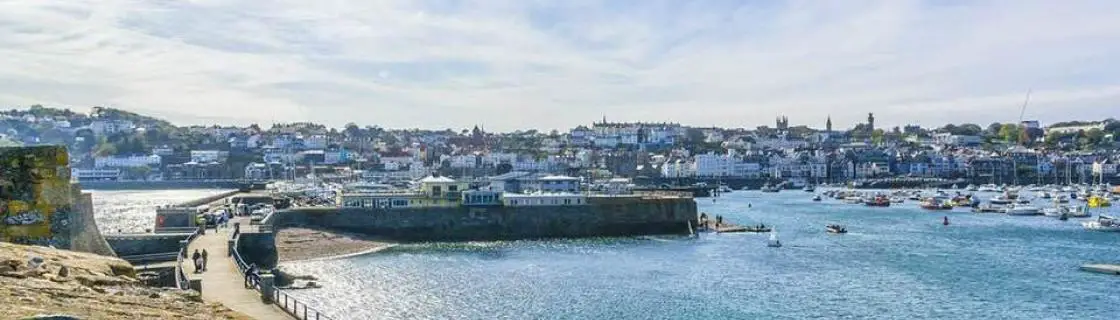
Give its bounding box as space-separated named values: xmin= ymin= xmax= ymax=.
xmin=190 ymin=249 xmax=209 ymax=273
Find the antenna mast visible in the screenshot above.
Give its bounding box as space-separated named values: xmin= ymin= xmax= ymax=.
xmin=1018 ymin=89 xmax=1032 ymax=123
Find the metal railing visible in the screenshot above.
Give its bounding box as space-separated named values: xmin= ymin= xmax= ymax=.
xmin=229 ymin=226 xmax=335 ymax=320
xmin=174 ymin=227 xmax=203 ymax=290
xmin=275 ymin=289 xmax=336 ymax=320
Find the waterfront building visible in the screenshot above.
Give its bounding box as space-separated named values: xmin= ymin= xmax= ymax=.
xmin=419 ymin=176 xmax=468 ymax=207
xmin=536 ymin=175 xmax=580 ymax=193
xmin=501 ymin=192 xmax=587 ymax=206
xmin=462 ymin=190 xmax=503 ymax=206
xmin=94 ymin=155 xmax=161 ymax=168
xmin=71 ymin=168 xmax=122 ymax=181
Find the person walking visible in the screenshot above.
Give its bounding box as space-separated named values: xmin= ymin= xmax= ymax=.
xmin=191 ymin=249 xmax=202 ymax=273
xmin=201 ymin=249 xmax=209 ymax=272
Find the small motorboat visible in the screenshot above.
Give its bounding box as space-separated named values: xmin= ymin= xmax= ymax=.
xmin=767 ymin=229 xmax=782 ymax=247
xmin=1082 ymin=215 xmax=1120 ymax=232
xmin=990 ymin=195 xmax=1013 ymax=205
xmin=890 ymin=197 xmax=905 ymax=204
xmin=864 ymin=195 xmax=890 ymax=207
xmin=1068 ymin=205 xmax=1091 ymax=218
xmin=812 ymin=195 xmax=822 ymax=202
xmin=717 ymin=185 xmax=733 ymax=193
xmin=1042 ymin=206 xmax=1064 ymax=217
xmin=826 ymin=225 xmax=848 ymax=234
xmin=920 ymin=197 xmax=953 ymax=210
xmin=972 ymin=204 xmax=1001 ymax=213
xmin=803 ymin=185 xmax=815 ymax=193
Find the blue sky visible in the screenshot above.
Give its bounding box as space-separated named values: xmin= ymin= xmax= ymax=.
xmin=1 ymin=0 xmax=1119 ymax=131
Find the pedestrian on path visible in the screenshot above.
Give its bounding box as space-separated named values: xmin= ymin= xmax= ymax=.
xmin=201 ymin=249 xmax=209 ymax=271
xmin=191 ymin=249 xmax=202 ymax=273
xmin=244 ymin=263 xmax=258 ymax=288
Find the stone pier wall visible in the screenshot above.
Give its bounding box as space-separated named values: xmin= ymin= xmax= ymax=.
xmin=272 ymin=196 xmax=697 ymax=242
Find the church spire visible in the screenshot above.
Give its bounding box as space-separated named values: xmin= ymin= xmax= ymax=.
xmin=826 ymin=115 xmax=832 ymax=132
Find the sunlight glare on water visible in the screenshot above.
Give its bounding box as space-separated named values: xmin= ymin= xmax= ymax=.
xmin=90 ymin=189 xmax=233 ymax=233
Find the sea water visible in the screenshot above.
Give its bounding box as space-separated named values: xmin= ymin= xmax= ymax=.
xmin=90 ymin=189 xmax=233 ymax=233
xmin=278 ymin=190 xmax=1120 ymax=319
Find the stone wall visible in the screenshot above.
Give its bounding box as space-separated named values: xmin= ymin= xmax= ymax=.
xmin=236 ymin=231 xmax=277 ymax=269
xmin=272 ymin=196 xmax=697 ymax=241
xmin=1 ymin=146 xmax=113 ymax=256
xmin=105 ymin=233 xmax=191 ymax=257
xmin=70 ymin=188 xmax=116 ymax=256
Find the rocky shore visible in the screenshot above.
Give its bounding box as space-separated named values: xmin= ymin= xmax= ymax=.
xmin=1 ymin=242 xmax=250 ymax=320
xmin=275 ymin=227 xmax=394 ymax=262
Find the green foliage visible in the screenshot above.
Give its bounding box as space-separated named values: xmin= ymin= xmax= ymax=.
xmin=998 ymin=124 xmax=1021 ymax=143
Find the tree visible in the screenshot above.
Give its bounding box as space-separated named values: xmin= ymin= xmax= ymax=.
xmin=1084 ymin=128 xmax=1106 ymax=148
xmin=986 ymin=122 xmax=1003 ymax=136
xmin=998 ymin=124 xmax=1020 ymax=142
xmin=871 ymin=129 xmax=885 ymax=145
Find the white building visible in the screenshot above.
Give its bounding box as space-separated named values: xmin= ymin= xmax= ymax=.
xmin=71 ymin=168 xmax=121 ymax=181
xmin=304 ymin=135 xmax=329 ymax=149
xmin=694 ymin=152 xmax=734 ymax=177
xmin=95 ymin=155 xmax=161 ymax=168
xmin=661 ymin=159 xmax=695 ymax=178
xmin=90 ymin=120 xmax=135 ymax=136
xmin=501 ymin=193 xmax=587 ymax=206
xmin=1046 ymin=122 xmax=1107 ymax=135
xmin=932 ymin=133 xmax=982 ymax=146
xmin=190 ymin=150 xmax=229 ymax=163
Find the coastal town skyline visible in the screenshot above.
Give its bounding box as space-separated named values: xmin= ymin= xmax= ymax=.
xmin=3 ymin=1 xmax=1120 ymax=131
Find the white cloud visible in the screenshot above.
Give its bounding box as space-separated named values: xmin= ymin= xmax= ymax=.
xmin=0 ymin=0 xmax=1119 ymax=131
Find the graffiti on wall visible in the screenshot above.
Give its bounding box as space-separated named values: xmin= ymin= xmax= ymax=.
xmin=0 ymin=146 xmax=73 ymax=248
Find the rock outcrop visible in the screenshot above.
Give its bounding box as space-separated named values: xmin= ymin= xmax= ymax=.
xmin=1 ymin=242 xmax=251 ymax=320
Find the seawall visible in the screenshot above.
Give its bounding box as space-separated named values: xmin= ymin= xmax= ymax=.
xmin=176 ymin=190 xmax=243 ymax=208
xmin=105 ymin=233 xmax=191 ymax=257
xmin=271 ymin=196 xmax=698 ymax=242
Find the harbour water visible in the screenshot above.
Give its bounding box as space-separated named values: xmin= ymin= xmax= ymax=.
xmin=280 ymin=190 xmax=1120 ymax=320
xmin=89 ymin=189 xmax=234 ymax=234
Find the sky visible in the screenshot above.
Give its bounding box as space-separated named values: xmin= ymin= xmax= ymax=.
xmin=1 ymin=0 xmax=1119 ymax=132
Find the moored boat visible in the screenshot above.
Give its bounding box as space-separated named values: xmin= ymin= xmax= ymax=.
xmin=864 ymin=195 xmax=890 ymax=207
xmin=812 ymin=195 xmax=822 ymax=202
xmin=1082 ymin=215 xmax=1120 ymax=232
xmin=1002 ymin=204 xmax=1042 ymax=216
xmin=990 ymin=194 xmax=1013 ymax=205
xmin=826 ymin=225 xmax=848 ymax=234
xmin=920 ymin=197 xmax=954 ymax=210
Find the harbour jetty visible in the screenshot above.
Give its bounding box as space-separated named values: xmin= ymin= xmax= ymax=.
xmin=272 ymin=193 xmax=697 ymax=241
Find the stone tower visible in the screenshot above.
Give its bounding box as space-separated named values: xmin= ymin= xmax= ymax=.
xmin=826 ymin=116 xmax=832 ymax=132
xmin=867 ymin=113 xmax=875 ymax=132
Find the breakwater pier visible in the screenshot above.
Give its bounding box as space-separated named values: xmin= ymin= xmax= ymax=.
xmin=123 ymin=186 xmax=698 ymax=319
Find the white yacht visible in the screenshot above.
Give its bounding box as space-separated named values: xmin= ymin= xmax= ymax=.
xmin=1002 ymin=204 xmax=1042 ymax=216
xmin=990 ymin=194 xmax=1013 ymax=205
xmin=978 ymin=184 xmax=1000 ymax=192
xmin=1082 ymin=215 xmax=1120 ymax=232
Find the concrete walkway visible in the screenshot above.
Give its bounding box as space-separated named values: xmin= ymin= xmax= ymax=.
xmin=187 ymin=218 xmax=291 ymax=320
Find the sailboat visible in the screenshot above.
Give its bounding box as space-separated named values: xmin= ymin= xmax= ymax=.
xmin=767 ymin=229 xmax=782 ymax=247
